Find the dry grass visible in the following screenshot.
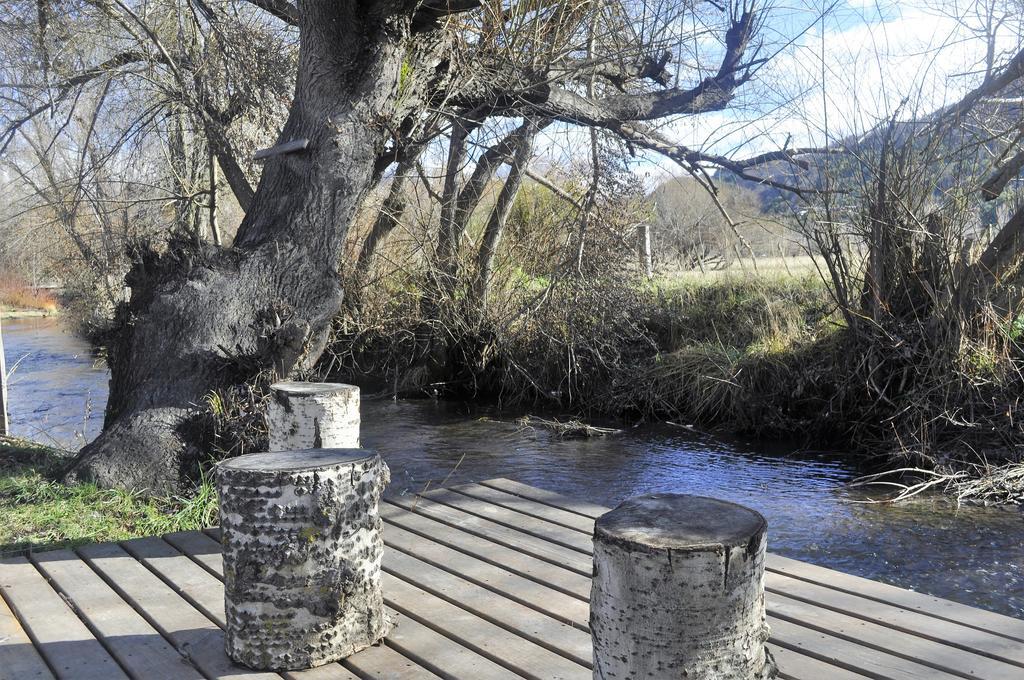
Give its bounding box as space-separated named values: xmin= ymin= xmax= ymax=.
xmin=0 ymin=276 xmax=58 ymax=313
xmin=657 ymin=255 xmax=825 ymax=282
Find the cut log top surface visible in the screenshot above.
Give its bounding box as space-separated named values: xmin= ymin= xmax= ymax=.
xmin=217 ymin=448 xmax=374 ymax=472
xmin=596 ymin=493 xmax=767 ymax=550
xmin=270 ymin=381 xmax=358 ymax=396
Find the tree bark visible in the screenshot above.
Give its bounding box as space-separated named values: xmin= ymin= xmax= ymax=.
xmin=638 ymin=223 xmax=653 ymax=278
xmin=434 ymin=112 xmax=484 ymax=297
xmin=0 ymin=318 xmax=8 ymax=436
xmin=967 ymin=201 xmax=1024 ymax=296
xmin=267 ymin=382 xmax=360 ymax=451
xmin=591 ymin=494 xmax=775 ymax=679
xmin=65 ymin=2 xmax=433 ymax=493
xmin=354 ymin=154 xmax=418 ymax=279
xmin=471 ymin=119 xmax=542 ymax=311
xmin=218 ymin=448 xmax=391 ymax=670
xmin=208 ymin=148 xmax=223 ymax=246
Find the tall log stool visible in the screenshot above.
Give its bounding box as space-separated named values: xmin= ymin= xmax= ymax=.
xmin=590 ymin=494 xmax=775 ymax=679
xmin=217 ymin=448 xmax=391 ymax=670
xmin=267 ymin=382 xmax=360 ymax=451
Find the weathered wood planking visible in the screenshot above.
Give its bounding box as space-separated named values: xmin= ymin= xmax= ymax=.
xmin=1 ymin=477 xmax=1022 ymax=679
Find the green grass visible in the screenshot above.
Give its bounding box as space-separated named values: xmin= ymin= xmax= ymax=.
xmin=0 ymin=437 xmax=217 ymax=557
xmin=652 ymin=270 xmax=835 ymax=350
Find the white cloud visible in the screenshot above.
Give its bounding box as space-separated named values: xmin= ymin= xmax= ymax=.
xmin=654 ymin=1 xmax=1022 ymax=164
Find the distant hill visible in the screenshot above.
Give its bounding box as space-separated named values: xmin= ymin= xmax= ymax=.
xmin=721 ymin=96 xmax=1024 ymax=215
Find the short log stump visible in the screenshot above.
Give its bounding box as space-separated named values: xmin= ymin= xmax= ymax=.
xmin=590 ymin=493 xmax=775 ymax=679
xmin=217 ymin=448 xmax=391 ymax=670
xmin=267 ymin=382 xmax=360 ymax=451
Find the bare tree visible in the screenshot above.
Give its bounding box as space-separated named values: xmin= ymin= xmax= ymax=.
xmin=3 ymin=0 xmax=828 ymax=492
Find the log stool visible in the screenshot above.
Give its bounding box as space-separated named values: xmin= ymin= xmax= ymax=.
xmin=218 ymin=448 xmax=391 ymax=670
xmin=590 ymin=493 xmax=775 ymax=679
xmin=267 ymin=382 xmax=359 ymax=451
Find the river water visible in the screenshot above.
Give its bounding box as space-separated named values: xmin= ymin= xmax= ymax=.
xmin=5 ymin=317 xmax=1024 ymax=619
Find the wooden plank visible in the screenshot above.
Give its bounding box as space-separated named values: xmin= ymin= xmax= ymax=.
xmin=0 ymin=557 xmax=128 ymax=680
xmin=381 ymin=503 xmax=590 ymax=600
xmin=315 ymin=643 xmax=442 ymax=680
xmin=385 ymin=497 xmax=950 ymax=675
xmin=383 ymin=521 xmax=590 ymax=627
xmin=76 ymin=542 xmax=281 ymax=680
xmin=478 ymin=478 xmax=609 ymax=518
xmin=382 ymin=611 xmax=521 ymax=680
xmin=483 ymin=478 xmax=1024 ymax=646
xmin=271 ymin=663 xmax=360 ymax=680
xmin=120 ymin=537 xmax=230 ymax=626
xmin=770 ymin=644 xmax=871 ymax=680
xmin=0 ymin=583 xmax=54 ymax=679
xmin=136 ymin=535 xmax=432 ymax=680
xmin=766 ymin=554 xmax=1024 ymax=644
xmin=383 ymin=546 xmax=592 ymax=666
xmin=382 ymin=573 xmax=590 ymax=680
xmin=770 ymin=617 xmax=953 ymax=680
xmin=449 ymin=483 xmax=595 ymax=533
xmin=420 ymin=488 xmax=593 ymax=553
xmin=382 ymin=504 xmax=869 ymax=680
xmin=470 ymin=482 xmax=1024 ymax=675
xmin=167 ymin=530 xmax=224 ymax=578
xmin=400 ymin=486 xmax=1004 ymax=680
xmin=770 ymin=591 xmax=1010 ymax=679
xmin=767 ymin=571 xmax=1024 ymax=669
xmin=386 ymin=496 xmax=591 ymax=574
xmin=31 ymin=549 xmax=203 ymax=680
xmin=173 ymin=531 xmax=518 ymax=680
xmin=384 ymin=531 xmax=892 ymax=680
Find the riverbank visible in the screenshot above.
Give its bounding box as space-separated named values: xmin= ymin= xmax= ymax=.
xmin=0 ymin=436 xmax=215 ymax=557
xmin=0 ymin=278 xmax=59 ymax=318
xmin=326 ymin=271 xmax=1024 ymax=503
xmin=1 ymin=308 xmax=58 ymax=319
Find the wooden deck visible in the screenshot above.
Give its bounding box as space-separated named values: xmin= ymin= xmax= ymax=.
xmin=3 ymin=478 xmax=1024 ymax=680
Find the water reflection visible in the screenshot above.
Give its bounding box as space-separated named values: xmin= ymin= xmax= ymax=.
xmin=4 ymin=319 xmax=1023 ymax=619
xmin=3 ymin=317 xmax=106 ymax=448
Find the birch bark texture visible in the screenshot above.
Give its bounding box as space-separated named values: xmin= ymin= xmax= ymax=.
xmin=267 ymin=382 xmax=359 ymax=451
xmin=590 ymin=494 xmax=775 ymax=680
xmin=218 ymin=448 xmax=391 ymax=670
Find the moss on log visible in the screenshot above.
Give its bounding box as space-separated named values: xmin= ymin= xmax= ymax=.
xmin=218 ymin=448 xmax=391 ymax=670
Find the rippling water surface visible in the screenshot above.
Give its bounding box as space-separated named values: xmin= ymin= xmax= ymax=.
xmin=5 ymin=317 xmax=1024 ymax=618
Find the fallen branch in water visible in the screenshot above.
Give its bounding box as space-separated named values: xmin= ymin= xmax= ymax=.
xmin=953 ymin=462 xmax=1024 ymax=505
xmin=517 ymin=415 xmax=623 ymax=438
xmin=846 ymin=467 xmax=969 ymax=503
xmin=848 ymin=461 xmax=1024 ymax=505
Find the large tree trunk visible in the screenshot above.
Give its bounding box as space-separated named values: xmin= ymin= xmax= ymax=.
xmin=65 ymin=3 xmax=426 ymax=494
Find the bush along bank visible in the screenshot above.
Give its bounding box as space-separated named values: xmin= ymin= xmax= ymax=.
xmin=321 ymin=272 xmax=1024 ymax=504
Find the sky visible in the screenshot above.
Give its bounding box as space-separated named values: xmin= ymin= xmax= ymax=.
xmin=535 ymin=0 xmax=1024 ymax=187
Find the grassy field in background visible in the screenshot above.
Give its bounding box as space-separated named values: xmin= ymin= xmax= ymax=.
xmin=656 ymin=255 xmax=825 ymax=283
xmin=0 ymin=436 xmax=216 ymax=556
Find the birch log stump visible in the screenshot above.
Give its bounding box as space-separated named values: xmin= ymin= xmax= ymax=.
xmin=267 ymin=382 xmax=359 ymax=451
xmin=218 ymin=448 xmax=391 ymax=670
xmin=590 ymin=494 xmax=775 ymax=680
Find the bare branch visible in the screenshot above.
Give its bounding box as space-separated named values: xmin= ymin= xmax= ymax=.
xmin=981 ymin=148 xmax=1024 ymax=200
xmin=1 ymin=50 xmax=155 ymax=155
xmin=242 ymin=0 xmax=299 ymax=25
